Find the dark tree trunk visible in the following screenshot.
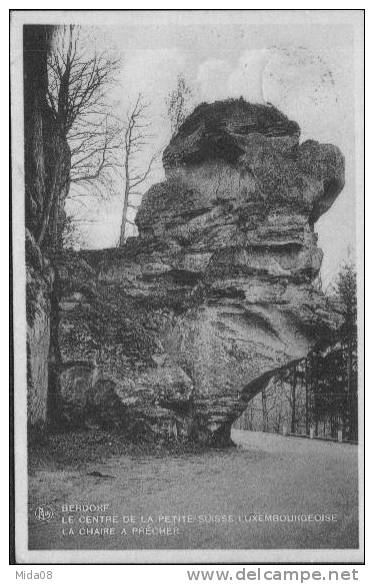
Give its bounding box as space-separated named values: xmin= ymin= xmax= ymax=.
xmin=23 ymin=25 xmax=52 ymax=239
xmin=291 ymin=363 xmax=297 ymax=434
xmin=305 ymin=357 xmax=310 ymax=435
xmin=23 ymin=25 xmax=71 ymax=251
xmin=262 ymin=389 xmax=268 ymax=432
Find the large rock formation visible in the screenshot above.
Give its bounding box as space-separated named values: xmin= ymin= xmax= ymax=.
xmin=55 ymin=99 xmax=344 ymax=445
xmin=26 ymin=230 xmax=54 ymax=428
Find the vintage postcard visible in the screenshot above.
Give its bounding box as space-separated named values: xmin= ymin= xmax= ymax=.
xmin=10 ymin=9 xmax=364 ymax=564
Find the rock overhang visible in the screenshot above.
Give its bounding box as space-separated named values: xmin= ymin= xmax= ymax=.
xmin=55 ymin=99 xmax=345 ymax=445
xmin=139 ymin=101 xmax=344 ymax=254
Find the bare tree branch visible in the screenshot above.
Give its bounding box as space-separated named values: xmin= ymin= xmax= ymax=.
xmin=119 ymin=94 xmax=158 ymax=246
xmin=41 ymin=25 xmax=123 ymax=247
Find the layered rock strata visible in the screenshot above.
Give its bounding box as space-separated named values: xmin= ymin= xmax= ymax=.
xmin=55 ymin=99 xmax=344 ymax=445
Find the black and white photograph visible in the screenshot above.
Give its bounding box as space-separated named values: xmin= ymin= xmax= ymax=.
xmin=10 ymin=9 xmax=364 ymax=564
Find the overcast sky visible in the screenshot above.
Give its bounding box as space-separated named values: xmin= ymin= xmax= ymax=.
xmin=67 ymin=16 xmax=357 ymax=285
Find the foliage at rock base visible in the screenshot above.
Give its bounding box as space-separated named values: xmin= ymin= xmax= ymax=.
xmin=51 ymin=100 xmax=345 ymax=446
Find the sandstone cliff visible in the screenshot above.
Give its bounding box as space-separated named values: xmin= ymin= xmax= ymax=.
xmin=24 ymin=25 xmax=70 ymax=429
xmin=55 ymin=99 xmax=344 ymax=445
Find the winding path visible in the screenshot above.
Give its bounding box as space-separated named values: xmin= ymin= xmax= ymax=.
xmin=28 ymin=431 xmax=359 ymax=553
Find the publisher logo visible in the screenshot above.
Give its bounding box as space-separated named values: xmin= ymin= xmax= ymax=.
xmin=34 ymin=505 xmax=54 ymax=522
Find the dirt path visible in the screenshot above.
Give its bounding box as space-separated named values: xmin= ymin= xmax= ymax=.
xmin=28 ymin=430 xmax=358 ymax=551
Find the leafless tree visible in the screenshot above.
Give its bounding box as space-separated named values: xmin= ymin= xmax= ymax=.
xmin=38 ymin=24 xmax=121 ymax=248
xmin=166 ymin=73 xmax=193 ymax=137
xmin=119 ymin=94 xmax=158 ymax=246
